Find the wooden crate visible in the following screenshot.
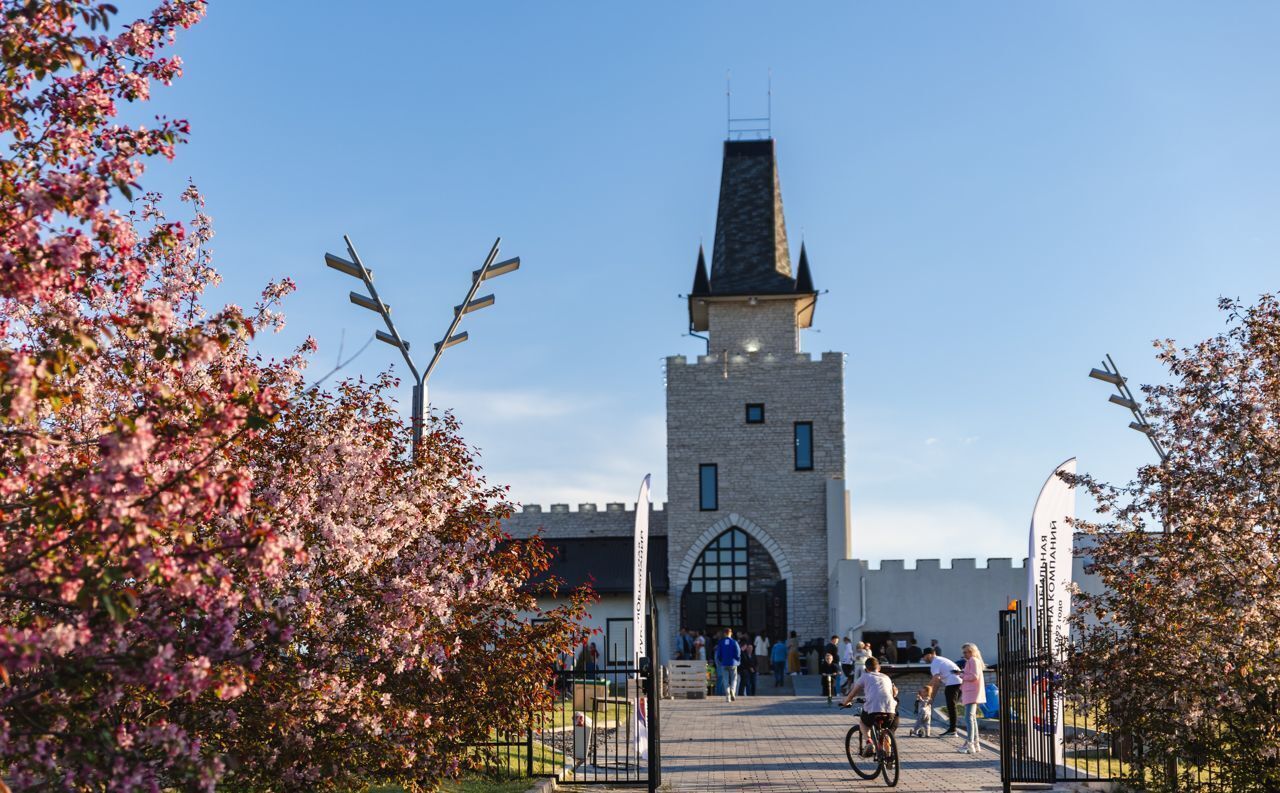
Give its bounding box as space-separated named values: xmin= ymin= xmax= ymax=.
xmin=666 ymin=660 xmax=708 ymax=699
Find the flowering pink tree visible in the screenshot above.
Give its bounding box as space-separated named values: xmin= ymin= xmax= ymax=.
xmin=1 ymin=3 xmax=591 ymax=790
xmin=207 ymin=380 xmax=592 ymax=791
xmin=1069 ymin=295 xmax=1280 ymax=790
xmin=0 ymin=0 xmax=296 ymax=787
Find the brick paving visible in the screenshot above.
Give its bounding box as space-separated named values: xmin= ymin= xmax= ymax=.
xmin=651 ymin=683 xmax=1003 ymax=793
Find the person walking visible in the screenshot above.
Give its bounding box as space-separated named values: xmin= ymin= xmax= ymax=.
xmin=754 ymin=632 xmax=770 ymax=676
xmin=786 ymin=630 xmax=801 ymax=675
xmin=839 ymin=636 xmax=856 ymax=693
xmin=957 ymin=643 xmax=987 ymax=754
xmin=715 ymin=628 xmax=742 ymax=702
xmin=770 ymin=636 xmax=787 ymax=687
xmin=738 ymin=639 xmax=757 ymax=696
xmin=923 ymin=646 xmax=964 ymax=736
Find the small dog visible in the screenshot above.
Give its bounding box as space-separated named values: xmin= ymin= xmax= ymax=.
xmin=910 ymin=684 xmax=934 ymax=737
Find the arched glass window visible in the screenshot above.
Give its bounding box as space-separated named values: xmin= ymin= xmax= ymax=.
xmin=688 ymin=528 xmax=748 ymax=629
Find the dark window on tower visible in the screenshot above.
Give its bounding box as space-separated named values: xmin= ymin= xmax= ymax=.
xmin=699 ymin=464 xmax=718 ymax=511
xmin=745 ymin=403 xmax=765 ymax=424
xmin=688 ymin=528 xmax=749 ymax=629
xmin=794 ymin=422 xmax=814 ymax=471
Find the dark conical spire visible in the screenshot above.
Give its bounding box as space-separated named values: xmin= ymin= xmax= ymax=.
xmin=709 ymin=139 xmax=794 ymax=294
xmin=691 ymin=245 xmax=710 ymax=296
xmin=794 ymin=242 xmax=814 ymax=293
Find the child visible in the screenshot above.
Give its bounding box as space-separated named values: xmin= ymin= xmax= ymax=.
xmin=911 ymin=684 xmax=934 ymax=737
xmin=819 ymin=652 xmax=841 ymax=705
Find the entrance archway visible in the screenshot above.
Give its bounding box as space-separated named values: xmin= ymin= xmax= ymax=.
xmin=679 ymin=526 xmax=788 ymax=641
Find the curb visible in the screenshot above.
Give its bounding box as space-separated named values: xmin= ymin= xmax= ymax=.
xmin=525 ymin=777 xmax=557 ymax=793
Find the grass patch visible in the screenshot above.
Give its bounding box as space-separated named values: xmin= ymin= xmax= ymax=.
xmin=369 ymin=778 xmax=532 ymax=793
xmin=440 ymin=778 xmax=534 ymax=793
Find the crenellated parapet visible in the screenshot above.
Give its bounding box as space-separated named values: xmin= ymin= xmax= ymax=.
xmin=866 ymin=557 xmax=1025 ymax=571
xmin=503 ymin=501 xmax=668 ymax=539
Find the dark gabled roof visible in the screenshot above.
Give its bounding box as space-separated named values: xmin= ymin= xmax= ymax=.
xmin=709 ymin=139 xmax=795 ymax=295
xmin=521 ymin=536 xmax=669 ymax=595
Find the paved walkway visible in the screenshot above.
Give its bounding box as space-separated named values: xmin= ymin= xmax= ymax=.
xmin=653 ymin=682 xmax=1003 ymax=793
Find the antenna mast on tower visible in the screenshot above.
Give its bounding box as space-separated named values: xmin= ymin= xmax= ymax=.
xmin=726 ymin=69 xmax=772 ymax=141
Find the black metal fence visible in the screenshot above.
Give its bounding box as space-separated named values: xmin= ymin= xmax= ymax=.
xmin=998 ymin=603 xmax=1258 ymax=793
xmin=532 ymin=666 xmax=655 ymax=786
xmin=464 ymin=581 xmax=663 ymax=790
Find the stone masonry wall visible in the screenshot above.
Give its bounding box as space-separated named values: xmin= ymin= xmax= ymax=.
xmin=666 ymin=349 xmax=845 ymax=645
xmin=501 ymin=502 xmax=667 ymax=539
xmin=705 ymin=299 xmax=799 ymax=354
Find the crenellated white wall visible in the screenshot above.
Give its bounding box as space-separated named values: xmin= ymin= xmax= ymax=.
xmin=831 ymin=551 xmax=1103 ymax=662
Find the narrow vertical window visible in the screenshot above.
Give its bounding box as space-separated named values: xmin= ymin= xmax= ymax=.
xmin=699 ymin=464 xmax=718 ymax=510
xmin=794 ymin=422 xmax=814 ymax=471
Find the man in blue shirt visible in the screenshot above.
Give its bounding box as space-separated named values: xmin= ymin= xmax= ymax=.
xmin=716 ymin=628 xmax=742 ymax=702
xmin=770 ymin=637 xmax=788 ymax=687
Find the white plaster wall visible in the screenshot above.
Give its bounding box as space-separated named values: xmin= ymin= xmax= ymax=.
xmin=832 ymin=554 xmax=1103 ymax=662
xmin=539 ymin=593 xmax=672 ymax=665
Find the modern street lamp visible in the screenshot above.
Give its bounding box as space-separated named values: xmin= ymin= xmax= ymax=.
xmin=1088 ymin=353 xmax=1166 ymax=462
xmin=323 ymin=234 xmax=520 ymax=456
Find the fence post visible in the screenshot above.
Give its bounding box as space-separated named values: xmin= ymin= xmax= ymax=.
xmin=526 ymin=724 xmax=534 ymax=778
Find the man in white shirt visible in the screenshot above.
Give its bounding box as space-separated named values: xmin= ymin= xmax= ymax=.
xmin=840 ymin=657 xmax=900 ymax=755
xmin=922 ymin=647 xmax=962 ymax=736
xmin=839 ymin=636 xmax=856 ymax=693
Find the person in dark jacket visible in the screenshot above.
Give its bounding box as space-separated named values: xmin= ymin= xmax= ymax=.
xmin=738 ymin=640 xmax=757 ymax=696
xmin=904 ymin=637 xmax=924 ymax=664
xmin=819 ymin=652 xmax=841 ymax=704
xmin=881 ymin=640 xmax=899 ymax=664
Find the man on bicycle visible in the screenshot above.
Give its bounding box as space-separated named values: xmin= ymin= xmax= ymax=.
xmin=840 ymin=656 xmax=899 ymax=755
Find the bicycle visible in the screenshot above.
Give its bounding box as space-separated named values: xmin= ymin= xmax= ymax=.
xmin=841 ymin=699 xmax=899 ymax=787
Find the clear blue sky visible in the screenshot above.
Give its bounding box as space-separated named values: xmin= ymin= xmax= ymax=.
xmin=131 ymin=2 xmax=1280 ymax=562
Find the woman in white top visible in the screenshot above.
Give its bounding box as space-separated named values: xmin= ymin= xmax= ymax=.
xmin=852 ymin=642 xmax=873 ymax=684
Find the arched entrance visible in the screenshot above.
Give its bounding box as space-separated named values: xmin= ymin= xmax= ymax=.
xmin=680 ymin=527 xmax=787 ymax=641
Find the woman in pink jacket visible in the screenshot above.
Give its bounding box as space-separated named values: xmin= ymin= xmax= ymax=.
xmin=958 ymin=642 xmax=986 ymax=754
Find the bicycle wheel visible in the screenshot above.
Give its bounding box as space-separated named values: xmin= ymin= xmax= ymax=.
xmin=845 ymin=725 xmax=880 ymax=780
xmin=880 ymin=731 xmax=899 ymax=788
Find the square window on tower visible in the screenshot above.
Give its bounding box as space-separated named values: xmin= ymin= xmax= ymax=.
xmin=745 ymin=403 xmax=765 ymax=424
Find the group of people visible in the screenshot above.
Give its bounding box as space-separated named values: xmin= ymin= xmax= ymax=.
xmin=677 ymin=627 xmax=990 ymax=753
xmin=838 ymin=642 xmax=989 ymax=755
xmin=676 ymin=627 xmax=813 ymax=699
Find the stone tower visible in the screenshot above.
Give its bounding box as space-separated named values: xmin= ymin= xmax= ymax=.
xmin=666 ymin=138 xmax=850 ymax=649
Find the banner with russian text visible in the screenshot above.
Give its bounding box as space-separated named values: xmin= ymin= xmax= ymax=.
xmin=1026 ymin=456 xmax=1076 ymax=763
xmin=632 ymin=473 xmax=651 ymax=665
xmin=632 ymin=474 xmax=651 ymax=762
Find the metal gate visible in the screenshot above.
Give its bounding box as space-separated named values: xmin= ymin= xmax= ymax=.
xmin=537 ymin=580 xmax=662 ymax=790
xmin=997 ymin=604 xmax=1058 ymax=791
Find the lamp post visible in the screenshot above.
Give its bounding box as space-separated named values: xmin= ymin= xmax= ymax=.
xmin=1088 ymin=353 xmax=1167 ymax=463
xmin=323 ymin=234 xmax=520 ymax=456
xmin=1089 ymin=353 xmax=1177 ymax=787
